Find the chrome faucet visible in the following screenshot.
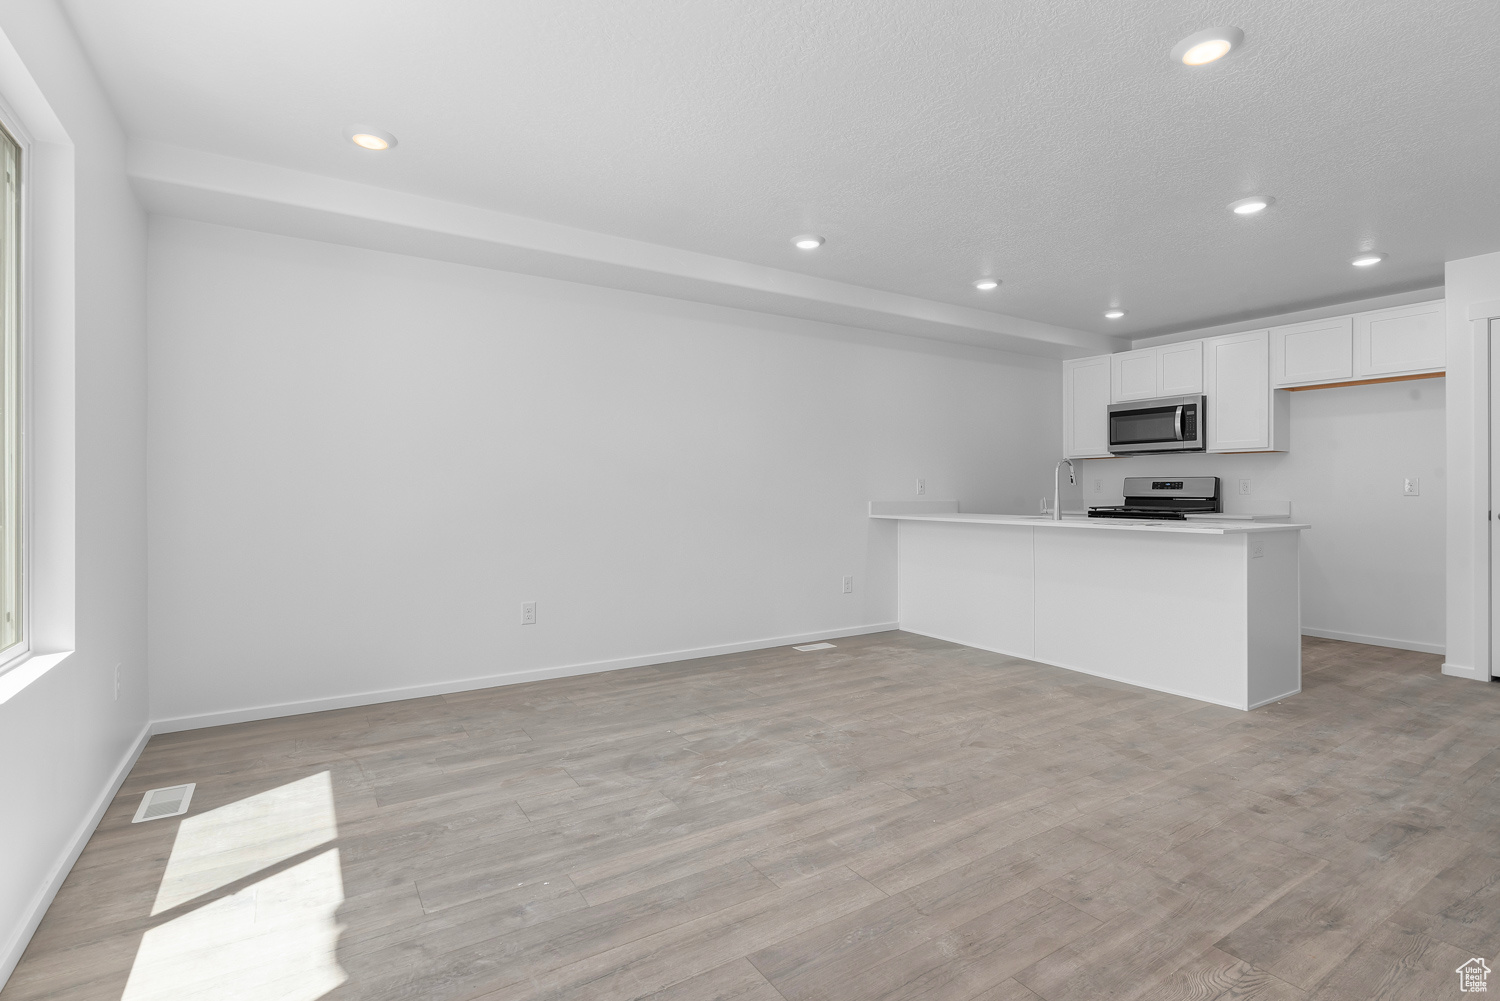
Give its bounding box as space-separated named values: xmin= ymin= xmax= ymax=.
xmin=1053 ymin=458 xmax=1076 ymax=520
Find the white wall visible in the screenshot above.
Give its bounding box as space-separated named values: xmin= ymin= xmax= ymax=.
xmin=1076 ymin=379 xmax=1446 ymax=653
xmin=0 ymin=0 xmax=147 ymax=988
xmin=1443 ymin=251 xmax=1500 ymax=680
xmin=147 ymin=217 xmax=1060 ymax=726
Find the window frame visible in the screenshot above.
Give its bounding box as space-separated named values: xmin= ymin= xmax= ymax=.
xmin=0 ymin=110 xmax=30 ymax=670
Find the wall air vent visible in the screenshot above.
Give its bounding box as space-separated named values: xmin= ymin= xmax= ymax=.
xmin=131 ymin=783 xmax=196 ymax=823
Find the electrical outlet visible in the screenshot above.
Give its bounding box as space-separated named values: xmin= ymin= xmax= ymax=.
xmin=1251 ymin=543 xmax=1265 ymax=559
xmin=1404 ymin=477 xmax=1420 ymax=497
xmin=1239 ymin=478 xmax=1252 ymax=496
xmin=113 ymin=663 xmax=121 ymax=701
xmin=842 ymin=575 xmax=854 ymax=594
xmin=521 ymin=601 xmax=536 ymax=625
xmin=916 ymin=478 xmax=926 ymax=496
xmin=1093 ymin=478 xmax=1103 ymax=494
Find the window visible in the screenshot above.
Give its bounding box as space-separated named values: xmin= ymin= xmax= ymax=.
xmin=0 ymin=125 xmax=22 ymax=659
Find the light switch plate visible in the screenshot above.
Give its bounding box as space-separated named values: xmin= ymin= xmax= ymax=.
xmin=1404 ymin=477 xmax=1420 ymax=497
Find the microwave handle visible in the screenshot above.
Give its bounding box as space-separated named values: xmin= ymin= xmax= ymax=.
xmin=1175 ymin=405 xmax=1184 ymax=441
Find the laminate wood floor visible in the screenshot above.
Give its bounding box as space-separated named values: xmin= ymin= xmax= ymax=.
xmin=6 ymin=632 xmax=1499 ymax=1001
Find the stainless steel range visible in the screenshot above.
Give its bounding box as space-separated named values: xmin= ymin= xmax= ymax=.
xmin=1088 ymin=476 xmax=1222 ymax=520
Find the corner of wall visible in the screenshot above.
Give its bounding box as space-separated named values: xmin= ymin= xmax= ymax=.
xmin=1443 ymin=251 xmax=1500 ymax=682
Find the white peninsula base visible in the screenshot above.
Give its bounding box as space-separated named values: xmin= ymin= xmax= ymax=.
xmin=873 ymin=506 xmax=1308 ymax=710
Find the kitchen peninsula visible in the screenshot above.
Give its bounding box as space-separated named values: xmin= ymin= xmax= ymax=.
xmin=871 ymin=502 xmax=1310 ymax=710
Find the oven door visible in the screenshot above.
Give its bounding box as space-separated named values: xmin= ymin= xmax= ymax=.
xmin=1108 ymin=396 xmax=1205 ymax=454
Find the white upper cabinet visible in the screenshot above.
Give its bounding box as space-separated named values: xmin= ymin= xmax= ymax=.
xmin=1063 ymin=355 xmax=1111 ymax=458
xmin=1110 ymin=342 xmax=1202 ymax=402
xmin=1264 ymin=299 xmax=1444 ymax=388
xmin=1157 ymin=340 xmax=1204 ymax=396
xmin=1203 ymin=329 xmax=1288 ymax=452
xmin=1271 ymin=316 xmax=1353 ymax=387
xmin=1353 ymin=300 xmax=1446 ymax=378
xmin=1111 ymin=349 xmax=1159 ymax=402
xmin=1064 ymin=299 xmax=1441 ymax=458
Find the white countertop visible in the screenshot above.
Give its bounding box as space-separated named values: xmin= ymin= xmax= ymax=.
xmin=869 ymin=506 xmax=1308 ymax=535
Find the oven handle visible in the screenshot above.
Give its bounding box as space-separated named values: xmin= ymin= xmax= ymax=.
xmin=1175 ymin=405 xmax=1184 ymax=440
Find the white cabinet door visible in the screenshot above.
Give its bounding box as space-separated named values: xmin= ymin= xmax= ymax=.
xmin=1204 ymin=329 xmax=1284 ymax=452
xmin=1157 ymin=340 xmax=1204 ymax=395
xmin=1353 ymin=300 xmax=1446 ymax=378
xmin=1063 ymin=355 xmax=1111 ymax=458
xmin=1271 ymin=316 xmax=1353 ymax=387
xmin=1111 ymin=349 xmax=1159 ymax=402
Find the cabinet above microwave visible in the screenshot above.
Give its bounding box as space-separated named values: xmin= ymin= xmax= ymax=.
xmin=1111 ymin=341 xmax=1203 ymax=402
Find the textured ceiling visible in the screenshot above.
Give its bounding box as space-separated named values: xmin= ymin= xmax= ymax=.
xmin=60 ymin=0 xmax=1500 ymax=337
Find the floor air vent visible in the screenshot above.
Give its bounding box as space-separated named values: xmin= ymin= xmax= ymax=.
xmin=131 ymin=783 xmax=196 ymax=823
xmin=793 ymin=642 xmax=836 ymax=652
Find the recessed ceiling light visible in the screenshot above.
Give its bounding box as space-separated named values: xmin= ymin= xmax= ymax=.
xmin=1171 ymin=26 xmax=1244 ymax=66
xmin=1351 ymin=252 xmax=1387 ymax=267
xmin=345 ymin=125 xmax=397 ymax=151
xmin=1104 ymin=309 xmax=1126 ymax=320
xmin=792 ymin=235 xmax=825 ymax=250
xmin=1229 ymin=196 xmax=1275 ymax=215
xmin=973 ymin=278 xmax=1000 ymax=291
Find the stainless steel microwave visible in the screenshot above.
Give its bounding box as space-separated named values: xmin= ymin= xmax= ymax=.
xmin=1108 ymin=395 xmax=1206 ymax=454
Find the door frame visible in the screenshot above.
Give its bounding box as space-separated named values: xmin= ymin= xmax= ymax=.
xmin=1470 ymin=303 xmax=1500 ymax=680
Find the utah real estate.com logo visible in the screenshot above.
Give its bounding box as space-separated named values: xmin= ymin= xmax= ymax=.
xmin=1458 ymin=957 xmax=1491 ymax=993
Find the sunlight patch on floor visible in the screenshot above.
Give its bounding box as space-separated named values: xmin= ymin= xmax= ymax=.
xmin=152 ymin=771 xmax=338 ymax=914
xmin=123 ymin=848 xmax=346 ymax=1001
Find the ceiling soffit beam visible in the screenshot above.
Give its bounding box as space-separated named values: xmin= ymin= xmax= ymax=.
xmin=126 ymin=141 xmax=1116 ymax=359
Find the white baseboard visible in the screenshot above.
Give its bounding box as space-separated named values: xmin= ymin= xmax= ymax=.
xmin=0 ymin=722 xmax=152 ymax=990
xmin=1300 ymin=627 xmax=1444 ymax=656
xmin=1442 ymin=661 xmax=1491 ymax=681
xmin=894 ymin=627 xmax=1258 ymax=711
xmin=1247 ymin=687 xmax=1303 ymax=710
xmin=151 ymin=622 xmax=901 ymax=734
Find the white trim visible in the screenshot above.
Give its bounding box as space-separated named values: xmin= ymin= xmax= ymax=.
xmin=150 ymin=622 xmax=901 ymax=734
xmin=1468 ymin=299 xmax=1500 ymax=322
xmin=1242 ymin=690 xmax=1302 ymax=711
xmin=1486 ymin=318 xmax=1497 ymax=681
xmin=0 ymin=88 xmax=34 ymax=149
xmin=1300 ymin=627 xmax=1444 ymax=656
xmin=0 ymin=24 xmax=73 ymax=667
xmin=894 ymin=626 xmax=1257 ymax=711
xmin=0 ymin=101 xmax=31 ymax=674
xmin=1442 ymin=661 xmax=1489 ymax=681
xmin=15 ymin=118 xmax=32 ymax=673
xmin=1246 ymin=688 xmax=1303 ymax=710
xmin=0 ymin=722 xmax=150 ymax=988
